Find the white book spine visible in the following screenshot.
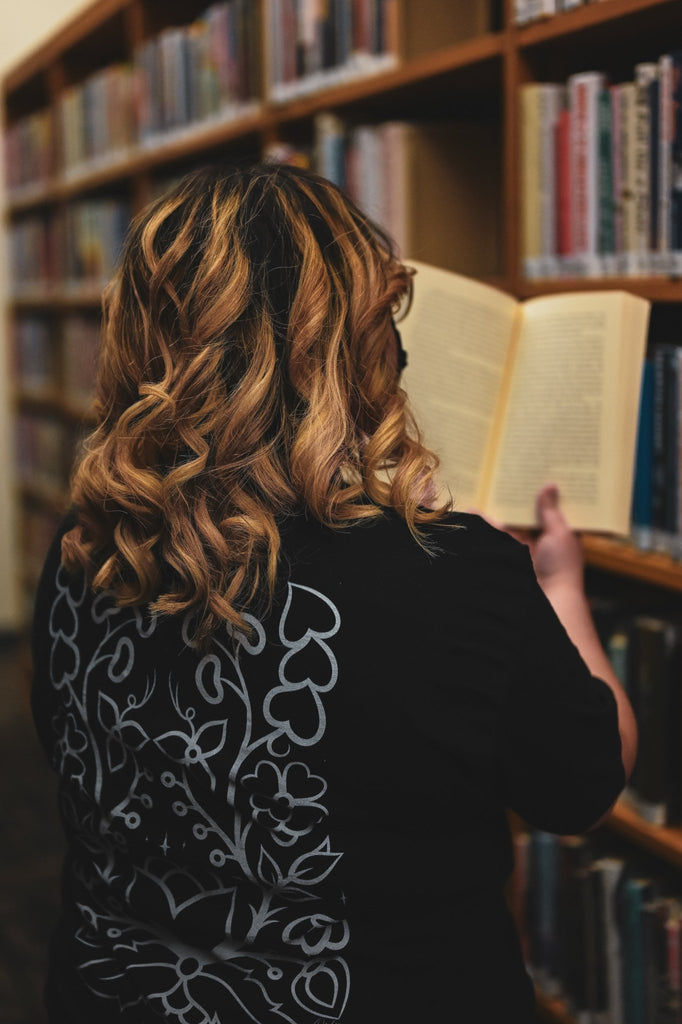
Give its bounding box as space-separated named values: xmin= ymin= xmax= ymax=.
xmin=634 ymin=62 xmax=658 ymax=274
xmin=658 ymin=54 xmax=673 ymax=270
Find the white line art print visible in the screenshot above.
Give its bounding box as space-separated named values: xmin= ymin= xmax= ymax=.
xmin=46 ymin=568 xmax=350 ymax=1023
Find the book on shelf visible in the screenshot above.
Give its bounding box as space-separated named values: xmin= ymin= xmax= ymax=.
xmin=554 ymin=835 xmax=596 ymax=1019
xmin=517 ymin=48 xmax=682 ymax=281
xmin=630 ymin=344 xmax=682 ymax=557
xmin=516 ymin=828 xmax=682 ymax=1023
xmin=519 ymin=82 xmax=563 ymax=280
xmin=620 ymin=876 xmax=660 ymax=1024
xmin=513 ymin=0 xmax=557 ymax=25
xmin=308 ymin=115 xmax=501 ymax=278
xmin=398 ymin=259 xmax=650 ymax=533
xmin=527 ymin=830 xmax=561 ymax=996
xmin=623 ymin=614 xmax=682 ymax=828
xmin=593 ymin=856 xmax=626 ymax=1024
xmin=266 ymin=0 xmax=397 ymax=103
xmin=614 ymin=80 xmax=639 ymax=275
xmin=568 ymin=70 xmax=607 ymax=278
xmin=597 ymin=84 xmax=616 ymax=276
xmin=634 ymin=62 xmax=658 ymax=276
xmin=630 ymin=356 xmax=655 ymax=550
xmin=672 ymin=51 xmax=682 ymax=270
xmin=62 ymin=315 xmax=101 ymax=410
xmin=651 ymin=345 xmax=680 ymax=554
xmin=13 ymin=316 xmax=54 ymax=396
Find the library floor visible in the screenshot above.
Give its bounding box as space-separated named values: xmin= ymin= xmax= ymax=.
xmin=0 ymin=636 xmax=64 ymax=1024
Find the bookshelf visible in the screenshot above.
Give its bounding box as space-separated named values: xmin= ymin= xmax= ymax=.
xmin=3 ymin=0 xmax=682 ymax=1019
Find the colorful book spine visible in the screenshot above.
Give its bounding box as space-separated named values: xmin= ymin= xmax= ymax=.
xmin=568 ymin=70 xmax=606 ymax=277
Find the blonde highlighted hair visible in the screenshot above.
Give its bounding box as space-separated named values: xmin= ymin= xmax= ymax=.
xmin=62 ymin=162 xmax=449 ymax=640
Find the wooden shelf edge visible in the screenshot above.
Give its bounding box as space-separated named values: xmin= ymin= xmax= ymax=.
xmin=18 ymin=482 xmax=70 ymax=516
xmin=582 ymin=534 xmax=682 ymax=591
xmin=517 ymin=276 xmax=682 ymax=302
xmin=9 ymin=290 xmax=103 ymax=309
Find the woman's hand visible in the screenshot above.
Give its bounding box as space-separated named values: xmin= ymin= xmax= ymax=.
xmin=510 ymin=483 xmax=584 ymax=598
xmin=469 ymin=482 xmax=584 ymax=597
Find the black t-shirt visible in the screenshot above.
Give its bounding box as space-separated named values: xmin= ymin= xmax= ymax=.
xmin=31 ymin=509 xmax=625 ymax=1023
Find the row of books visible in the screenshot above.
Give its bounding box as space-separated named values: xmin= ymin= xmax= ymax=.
xmin=513 ymin=827 xmax=682 ymax=1024
xmin=9 ymin=199 xmax=130 ymax=295
xmin=13 ymin=314 xmax=100 ymax=409
xmin=631 ymin=344 xmax=682 ymax=558
xmin=520 ymin=52 xmax=682 ymax=280
xmin=15 ymin=412 xmax=74 ymax=495
xmin=266 ymin=111 xmax=499 ymax=278
xmin=133 ymin=0 xmax=260 ymax=148
xmin=266 ymin=0 xmax=397 ymax=103
xmin=5 ymin=0 xmax=260 ymax=189
xmin=4 ymin=0 xmax=396 ymax=193
xmin=598 ymin=610 xmax=682 ymax=830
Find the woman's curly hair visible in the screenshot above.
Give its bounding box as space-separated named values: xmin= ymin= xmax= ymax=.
xmin=62 ymin=162 xmax=450 ymax=641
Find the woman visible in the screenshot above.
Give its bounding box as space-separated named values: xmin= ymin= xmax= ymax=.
xmin=31 ymin=163 xmax=635 ymax=1023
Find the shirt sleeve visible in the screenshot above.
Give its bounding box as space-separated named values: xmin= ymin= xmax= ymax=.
xmin=497 ymin=553 xmax=626 ymax=835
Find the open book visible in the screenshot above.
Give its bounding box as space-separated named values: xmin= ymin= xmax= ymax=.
xmin=399 ymin=260 xmax=650 ymax=534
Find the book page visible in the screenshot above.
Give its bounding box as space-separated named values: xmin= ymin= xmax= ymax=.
xmin=484 ymin=291 xmax=649 ymax=533
xmin=398 ymin=260 xmax=519 ymax=508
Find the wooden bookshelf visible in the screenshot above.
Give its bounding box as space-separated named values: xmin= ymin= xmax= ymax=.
xmin=582 ymin=534 xmax=682 ymax=591
xmin=4 ymin=3 xmax=682 ymax=1022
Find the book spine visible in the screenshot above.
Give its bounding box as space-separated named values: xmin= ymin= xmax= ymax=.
xmin=657 ymin=54 xmax=674 ymax=272
xmin=568 ymin=71 xmax=606 ymax=276
xmin=528 ymin=830 xmax=561 ymax=996
xmin=648 ymin=71 xmax=660 ymax=261
xmin=555 ymin=104 xmax=572 ymax=267
xmin=520 ymin=84 xmax=541 ymax=279
xmin=663 ymin=346 xmax=680 ymax=556
xmin=618 ymin=81 xmax=638 ymax=274
xmin=539 ymin=84 xmax=563 ymax=278
xmin=596 ymin=858 xmax=626 ymax=1024
xmin=651 ymin=345 xmax=669 ymax=549
xmin=598 ymin=83 xmax=616 ymax=274
xmin=620 ymin=878 xmax=657 ymax=1024
xmin=670 ymin=51 xmax=682 ymax=273
xmin=634 ymin=62 xmax=658 ymax=274
xmin=611 ymin=84 xmax=623 ymax=259
xmin=313 ymin=110 xmax=340 ymax=184
xmin=631 ymin=356 xmax=655 ymax=550
xmin=379 ymin=121 xmax=409 ymax=257
xmin=626 ymin=615 xmax=682 ymax=826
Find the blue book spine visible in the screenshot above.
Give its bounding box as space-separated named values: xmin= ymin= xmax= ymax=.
xmin=631 ymin=356 xmax=654 ymax=544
